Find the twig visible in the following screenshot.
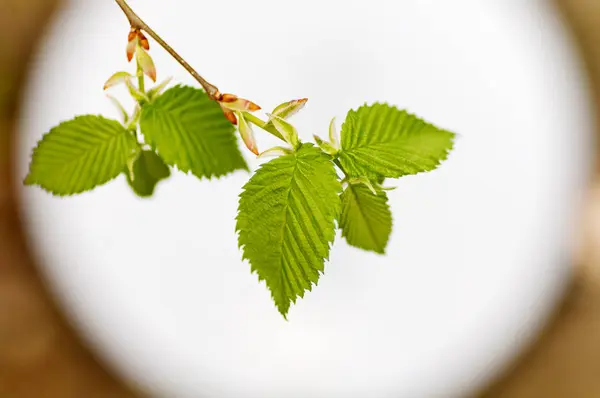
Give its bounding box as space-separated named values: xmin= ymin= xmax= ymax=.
xmin=114 ymin=0 xmax=220 ymax=99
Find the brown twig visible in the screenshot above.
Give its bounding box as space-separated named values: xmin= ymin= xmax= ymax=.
xmin=114 ymin=0 xmax=221 ymax=99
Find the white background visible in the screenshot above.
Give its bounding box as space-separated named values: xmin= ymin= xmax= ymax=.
xmin=15 ymin=0 xmax=595 ymax=397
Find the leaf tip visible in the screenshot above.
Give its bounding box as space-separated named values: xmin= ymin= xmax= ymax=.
xmin=23 ymin=173 xmax=35 ymax=186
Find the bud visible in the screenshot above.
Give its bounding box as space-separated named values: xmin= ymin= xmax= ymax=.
xmin=236 ymin=112 xmax=259 ymax=155
xmin=220 ymin=105 xmax=238 ymax=125
xmin=219 ymin=94 xmax=261 ymax=112
xmin=103 ymin=71 xmax=134 ymax=90
xmin=127 ymin=29 xmax=150 ymax=62
xmin=127 ymin=34 xmax=137 ymax=62
xmin=270 ymin=98 xmax=308 ymax=120
xmin=268 ymin=114 xmax=300 ymax=149
xmin=136 ymin=47 xmax=157 ymax=82
xmin=138 ymin=31 xmax=150 ymax=51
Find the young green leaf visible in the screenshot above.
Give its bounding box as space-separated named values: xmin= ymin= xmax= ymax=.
xmin=236 ymin=111 xmax=259 ymax=155
xmin=338 ymin=103 xmax=455 ymax=178
xmin=125 ymin=150 xmax=171 ymax=197
xmin=25 ymin=115 xmax=138 ymax=195
xmin=106 ymin=94 xmax=130 ymax=124
xmin=140 ymin=85 xmax=248 ymax=179
xmin=136 ymin=46 xmax=157 ymax=82
xmin=329 ymin=117 xmax=339 ymax=148
xmin=269 ymin=98 xmax=308 ymax=120
xmin=236 ymin=144 xmax=341 ymax=318
xmin=314 ymin=135 xmax=338 ymax=156
xmin=147 ymin=77 xmax=173 ymax=100
xmin=339 ymin=184 xmax=392 ymax=254
xmin=268 ymin=114 xmax=300 ymax=149
xmin=103 ymin=71 xmax=133 ymax=90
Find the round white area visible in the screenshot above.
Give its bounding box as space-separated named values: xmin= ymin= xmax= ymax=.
xmin=16 ymin=0 xmax=594 ymax=397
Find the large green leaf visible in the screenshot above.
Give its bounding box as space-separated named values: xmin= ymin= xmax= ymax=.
xmin=140 ymin=85 xmax=248 ymax=179
xmin=25 ymin=115 xmax=138 ymax=195
xmin=338 ymin=103 xmax=455 ymax=178
xmin=236 ymin=144 xmax=341 ymax=318
xmin=339 ymin=184 xmax=392 ymax=254
xmin=125 ymin=150 xmax=171 ymax=197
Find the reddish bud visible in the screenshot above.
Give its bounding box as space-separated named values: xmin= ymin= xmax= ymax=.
xmin=128 ymin=29 xmax=137 ymax=43
xmin=220 ymin=105 xmax=238 ymax=125
xmin=126 ymin=38 xmax=137 ymax=62
xmin=219 ymin=95 xmax=261 ymax=112
xmin=137 ymin=32 xmax=150 ymax=51
xmin=220 ymin=93 xmax=239 ymax=103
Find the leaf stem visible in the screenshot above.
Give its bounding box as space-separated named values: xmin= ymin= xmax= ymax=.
xmin=136 ymin=63 xmax=145 ymax=93
xmin=114 ymin=0 xmax=220 ymax=99
xmin=243 ymin=113 xmax=285 ymax=142
xmin=333 ymin=158 xmax=349 ymax=178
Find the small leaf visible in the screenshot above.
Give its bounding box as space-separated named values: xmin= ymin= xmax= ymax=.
xmin=339 ymin=184 xmax=392 ymax=254
xmin=236 ymin=111 xmax=258 ymax=155
xmin=106 ymin=94 xmax=129 ymax=124
xmin=313 ymin=135 xmax=338 ymax=156
xmin=236 ymin=144 xmax=341 ymax=318
xmin=126 ymin=104 xmax=141 ymax=130
xmin=147 ymin=77 xmax=173 ymax=100
xmin=348 ymin=176 xmax=377 ymax=195
xmin=125 ymin=150 xmax=171 ymax=197
xmin=136 ymin=46 xmax=157 ymax=82
xmin=338 ymin=104 xmax=455 ymax=178
xmin=140 ymin=85 xmax=248 ymax=179
xmin=268 ymin=115 xmax=300 ymax=149
xmin=270 ymin=98 xmax=308 ymax=120
xmin=126 ymin=80 xmax=149 ymax=103
xmin=104 ymin=71 xmax=133 ymax=90
xmin=329 ymin=117 xmax=339 ymax=148
xmin=25 ymin=115 xmax=138 ymax=195
xmin=257 ymin=146 xmax=293 ymax=159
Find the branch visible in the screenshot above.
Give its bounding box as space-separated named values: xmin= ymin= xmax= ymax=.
xmin=114 ymin=0 xmax=220 ymax=99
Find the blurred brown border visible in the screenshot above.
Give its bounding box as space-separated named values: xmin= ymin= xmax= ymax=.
xmin=1 ymin=1 xmax=600 ymax=397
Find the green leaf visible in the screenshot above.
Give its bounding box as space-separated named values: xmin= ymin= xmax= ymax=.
xmin=269 ymin=114 xmax=300 ymax=149
xmin=339 ymin=184 xmax=392 ymax=254
xmin=140 ymin=85 xmax=248 ymax=178
xmin=338 ymin=103 xmax=454 ymax=178
xmin=25 ymin=115 xmax=138 ymax=195
xmin=236 ymin=144 xmax=342 ymax=318
xmin=125 ymin=150 xmax=171 ymax=197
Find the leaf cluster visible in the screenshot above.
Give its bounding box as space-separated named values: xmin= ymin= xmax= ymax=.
xmin=25 ymin=39 xmax=454 ymax=319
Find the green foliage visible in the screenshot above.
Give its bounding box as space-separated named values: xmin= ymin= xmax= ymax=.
xmin=125 ymin=150 xmax=171 ymax=197
xmin=25 ymin=19 xmax=456 ymax=318
xmin=25 ymin=115 xmax=138 ymax=195
xmin=338 ymin=103 xmax=455 ymax=179
xmin=236 ymin=144 xmax=342 ymax=318
xmin=339 ymin=184 xmax=392 ymax=254
xmin=140 ymin=85 xmax=248 ymax=179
